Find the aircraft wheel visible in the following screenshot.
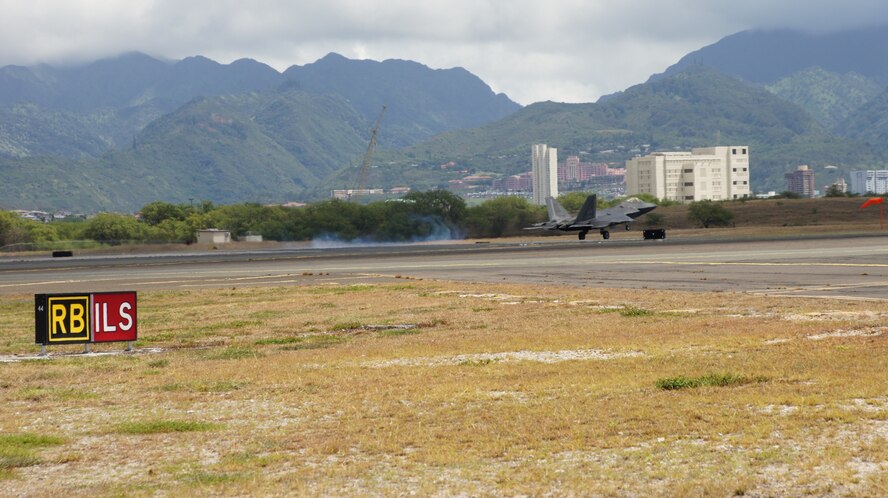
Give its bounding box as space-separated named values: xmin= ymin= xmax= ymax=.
xmin=578 ymin=231 xmax=587 ymax=240
xmin=625 ymin=224 xmax=630 ymax=231
xmin=602 ymin=231 xmax=610 ymax=240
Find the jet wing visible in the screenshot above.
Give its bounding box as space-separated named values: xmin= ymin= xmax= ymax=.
xmin=524 ymin=221 xmax=559 ymax=230
xmin=571 ymin=213 xmax=635 ymax=229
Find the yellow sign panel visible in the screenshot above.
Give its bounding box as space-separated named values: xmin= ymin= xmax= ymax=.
xmin=47 ymin=295 xmax=91 ymax=343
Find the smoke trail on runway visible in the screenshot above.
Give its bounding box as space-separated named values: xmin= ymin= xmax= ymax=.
xmin=310 ymin=215 xmax=463 ymax=249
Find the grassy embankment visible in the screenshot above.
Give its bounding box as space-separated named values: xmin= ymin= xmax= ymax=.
xmin=0 ymin=281 xmax=885 ymax=495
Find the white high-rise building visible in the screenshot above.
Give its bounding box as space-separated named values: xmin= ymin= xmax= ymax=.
xmin=625 ymin=146 xmax=750 ymax=203
xmin=850 ymin=170 xmax=888 ymax=195
xmin=532 ymin=144 xmax=558 ymax=205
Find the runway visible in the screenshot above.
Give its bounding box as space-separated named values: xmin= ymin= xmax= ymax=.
xmin=3 ymin=234 xmax=888 ymax=300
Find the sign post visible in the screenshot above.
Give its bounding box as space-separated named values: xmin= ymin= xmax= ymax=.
xmin=36 ymin=291 xmax=137 ymax=354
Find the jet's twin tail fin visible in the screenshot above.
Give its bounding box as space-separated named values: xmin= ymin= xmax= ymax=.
xmin=547 ymin=196 xmax=571 ymax=221
xmin=575 ymin=194 xmax=597 ymax=222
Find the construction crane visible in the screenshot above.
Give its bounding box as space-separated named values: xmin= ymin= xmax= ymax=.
xmin=353 ymin=105 xmax=386 ymax=202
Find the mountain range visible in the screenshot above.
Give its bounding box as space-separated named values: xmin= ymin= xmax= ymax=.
xmin=1 ymin=25 xmax=888 ymax=211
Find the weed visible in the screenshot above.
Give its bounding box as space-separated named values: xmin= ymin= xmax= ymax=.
xmin=115 ymin=420 xmax=221 ymax=435
xmin=147 ymin=359 xmax=169 ymax=368
xmin=621 ymin=306 xmax=654 ymax=317
xmin=459 ymin=358 xmax=498 ymax=367
xmin=331 ymin=321 xmax=365 ymax=331
xmin=254 ymin=336 xmax=304 ymax=345
xmin=656 ymin=373 xmax=768 ymax=390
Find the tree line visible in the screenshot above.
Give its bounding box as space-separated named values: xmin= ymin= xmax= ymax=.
xmin=1 ymin=190 xmax=749 ymax=250
xmin=1 ymin=191 xmax=550 ymax=248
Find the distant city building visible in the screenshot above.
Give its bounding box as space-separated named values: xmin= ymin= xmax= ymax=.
xmin=558 ymin=156 xmax=612 ymax=182
xmin=589 ymin=163 xmax=609 ymax=177
xmin=850 ymin=170 xmax=888 ymax=195
xmin=502 ymin=172 xmax=533 ymax=192
xmin=625 ymin=146 xmax=751 ymax=203
xmin=389 ymin=186 xmax=412 ymax=195
xmin=559 ymin=155 xmax=580 ymax=181
xmin=606 ymin=167 xmax=626 ymax=178
xmin=784 ymin=165 xmax=816 ymax=198
xmin=13 ymin=210 xmax=52 ymax=222
xmin=825 ymin=177 xmax=848 ymax=195
xmin=532 ymin=144 xmax=558 ymax=205
xmin=331 ymin=189 xmax=384 ymax=200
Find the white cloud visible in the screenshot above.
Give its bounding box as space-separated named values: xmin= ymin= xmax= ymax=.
xmin=0 ymin=0 xmax=886 ymax=104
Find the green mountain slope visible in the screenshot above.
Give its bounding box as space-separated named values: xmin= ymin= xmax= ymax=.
xmin=90 ymin=90 xmax=370 ymax=209
xmin=0 ymin=52 xmax=521 ymax=161
xmin=0 ymin=89 xmax=376 ymax=212
xmin=0 ymin=156 xmax=114 ymax=211
xmin=282 ymin=53 xmax=520 ymax=147
xmin=841 ymin=87 xmax=888 ymax=151
xmin=765 ymin=67 xmax=883 ymax=131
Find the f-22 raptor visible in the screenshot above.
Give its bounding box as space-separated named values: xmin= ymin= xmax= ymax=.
xmin=526 ymin=194 xmax=658 ymax=240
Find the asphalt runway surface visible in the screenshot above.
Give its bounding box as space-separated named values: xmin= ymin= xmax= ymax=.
xmin=3 ymin=234 xmax=888 ymax=300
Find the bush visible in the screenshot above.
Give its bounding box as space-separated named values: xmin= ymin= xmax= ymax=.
xmin=83 ymin=213 xmax=148 ymax=244
xmin=687 ymin=200 xmax=734 ymax=228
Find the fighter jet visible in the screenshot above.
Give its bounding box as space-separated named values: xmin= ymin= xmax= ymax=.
xmin=526 ymin=194 xmax=658 ymax=240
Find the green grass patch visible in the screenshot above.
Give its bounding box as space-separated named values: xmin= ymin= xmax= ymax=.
xmin=656 ymin=373 xmax=768 ymax=390
xmin=147 ymin=359 xmax=169 ymax=368
xmin=115 ymin=420 xmax=222 ymax=435
xmin=620 ymin=306 xmax=654 ymax=317
xmin=181 ymin=470 xmax=245 ymax=485
xmin=331 ymin=321 xmax=365 ymax=331
xmin=378 ymin=328 xmax=421 ymax=337
xmin=459 ymin=358 xmax=498 ymax=367
xmin=0 ymin=434 xmax=65 ymax=450
xmin=280 ymin=335 xmax=345 ymax=351
xmin=0 ymin=433 xmax=65 ymax=471
xmin=255 ymin=336 xmax=304 ymax=345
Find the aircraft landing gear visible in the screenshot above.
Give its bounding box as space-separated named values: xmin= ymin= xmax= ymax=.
xmin=578 ymin=230 xmax=588 ymax=240
xmin=601 ymin=230 xmax=610 ymax=240
xmin=625 ymin=224 xmax=631 ymax=231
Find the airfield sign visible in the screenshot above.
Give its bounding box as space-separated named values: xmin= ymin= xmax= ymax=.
xmin=36 ymin=291 xmax=137 ymax=346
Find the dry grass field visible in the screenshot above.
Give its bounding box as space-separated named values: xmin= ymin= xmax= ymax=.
xmin=0 ymin=280 xmax=886 ymax=496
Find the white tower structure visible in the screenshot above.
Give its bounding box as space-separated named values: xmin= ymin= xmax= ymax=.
xmin=532 ymin=144 xmax=558 ymax=205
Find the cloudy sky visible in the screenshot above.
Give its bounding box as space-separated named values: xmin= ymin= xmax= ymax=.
xmin=1 ymin=0 xmax=886 ymax=104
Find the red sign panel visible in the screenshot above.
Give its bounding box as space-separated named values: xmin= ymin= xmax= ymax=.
xmin=91 ymin=292 xmax=137 ymax=342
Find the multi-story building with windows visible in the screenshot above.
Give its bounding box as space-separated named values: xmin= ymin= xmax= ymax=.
xmin=625 ymin=146 xmax=751 ymax=203
xmin=532 ymin=144 xmax=558 ymax=205
xmin=850 ymin=170 xmax=888 ymax=195
xmin=784 ymin=165 xmax=816 ymax=198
